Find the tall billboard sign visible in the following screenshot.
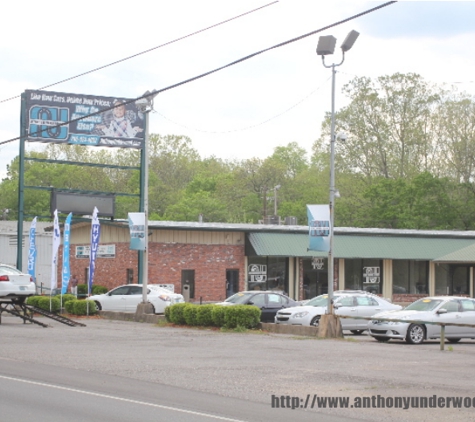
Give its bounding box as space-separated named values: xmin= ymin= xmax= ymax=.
xmin=23 ymin=89 xmax=145 ymax=149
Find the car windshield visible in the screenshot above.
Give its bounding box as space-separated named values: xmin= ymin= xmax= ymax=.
xmin=305 ymin=295 xmax=341 ymax=307
xmin=405 ymin=298 xmax=443 ymax=311
xmin=224 ymin=292 xmax=254 ymax=304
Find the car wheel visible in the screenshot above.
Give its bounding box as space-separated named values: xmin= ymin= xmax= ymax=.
xmin=373 ymin=336 xmax=390 ymax=342
xmin=406 ymin=324 xmax=425 ymax=344
xmin=310 ymin=315 xmax=320 ymax=327
xmin=350 ymin=330 xmax=364 ymax=335
xmin=447 ymin=338 xmax=461 ymax=343
xmin=94 ymin=301 xmax=102 ymax=312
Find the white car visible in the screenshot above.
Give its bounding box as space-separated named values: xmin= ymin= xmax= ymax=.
xmin=275 ymin=290 xmax=402 ymax=334
xmin=368 ymin=296 xmax=475 ymax=344
xmin=89 ymin=284 xmax=184 ymax=314
xmin=0 ymin=264 xmax=36 ymax=301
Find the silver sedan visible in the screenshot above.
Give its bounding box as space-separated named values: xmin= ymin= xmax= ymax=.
xmin=368 ymin=296 xmax=475 ymax=344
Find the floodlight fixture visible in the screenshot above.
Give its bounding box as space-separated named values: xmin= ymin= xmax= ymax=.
xmin=341 ymin=30 xmax=360 ymax=52
xmin=316 ymin=35 xmax=337 ymax=56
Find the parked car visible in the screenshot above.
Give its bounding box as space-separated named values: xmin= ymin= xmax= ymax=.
xmin=215 ymin=291 xmax=300 ymax=323
xmin=89 ymin=284 xmax=184 ymax=314
xmin=368 ymin=296 xmax=475 ymax=344
xmin=0 ymin=264 xmax=36 ymax=301
xmin=275 ymin=290 xmax=402 ymax=334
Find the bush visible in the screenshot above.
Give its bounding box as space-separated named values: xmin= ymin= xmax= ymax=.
xmin=164 ymin=305 xmax=172 ymax=322
xmin=92 ymin=285 xmax=108 ymax=295
xmin=195 ymin=304 xmax=215 ymax=327
xmin=77 ymin=284 xmax=108 ymax=296
xmin=70 ymin=300 xmax=97 ymax=316
xmin=183 ymin=304 xmax=200 ymax=326
xmin=168 ymin=303 xmax=191 ymax=325
xmin=64 ymin=299 xmax=77 ymax=314
xmin=211 ymin=305 xmax=227 ymax=327
xmin=54 ymin=293 xmax=77 ymax=306
xmin=36 ymin=296 xmax=61 ymax=313
xmin=223 ymin=305 xmax=261 ymax=329
xmin=26 ymin=296 xmax=41 ymax=307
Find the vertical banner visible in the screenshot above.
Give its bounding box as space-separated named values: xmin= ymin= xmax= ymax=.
xmin=51 ymin=209 xmax=61 ymax=292
xmin=127 ymin=212 xmax=146 ymax=250
xmin=88 ymin=207 xmax=101 ymax=295
xmin=28 ymin=217 xmax=37 ymax=283
xmin=307 ymin=204 xmax=331 ymax=252
xmin=61 ymin=213 xmax=73 ymax=294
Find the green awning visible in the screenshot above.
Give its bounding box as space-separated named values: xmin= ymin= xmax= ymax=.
xmin=248 ymin=232 xmax=475 ymax=262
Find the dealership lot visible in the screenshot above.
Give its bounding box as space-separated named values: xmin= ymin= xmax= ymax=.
xmin=1 ymin=315 xmax=475 ymax=421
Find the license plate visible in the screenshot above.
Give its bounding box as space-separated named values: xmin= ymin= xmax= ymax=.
xmin=19 ymin=286 xmax=26 ymax=291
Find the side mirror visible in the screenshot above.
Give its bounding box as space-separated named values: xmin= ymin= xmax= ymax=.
xmin=248 ymin=301 xmax=254 ymax=306
xmin=437 ymin=308 xmax=447 ymax=314
xmin=333 ymin=303 xmax=340 ymax=309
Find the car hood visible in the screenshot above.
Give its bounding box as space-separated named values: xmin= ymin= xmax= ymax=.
xmin=277 ymin=305 xmax=326 ymax=314
xmin=372 ymin=309 xmax=431 ymax=320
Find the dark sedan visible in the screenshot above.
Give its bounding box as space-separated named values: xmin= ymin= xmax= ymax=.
xmin=216 ymin=291 xmax=300 ymax=323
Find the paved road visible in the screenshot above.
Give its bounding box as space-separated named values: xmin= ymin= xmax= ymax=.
xmin=1 ymin=315 xmax=475 ymax=421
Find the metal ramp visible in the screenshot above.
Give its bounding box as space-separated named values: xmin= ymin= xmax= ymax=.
xmin=0 ymin=298 xmax=86 ymax=327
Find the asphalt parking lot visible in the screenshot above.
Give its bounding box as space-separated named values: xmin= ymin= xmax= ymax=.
xmin=1 ymin=314 xmax=475 ymax=421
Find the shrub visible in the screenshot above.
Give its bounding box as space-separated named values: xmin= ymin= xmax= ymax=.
xmin=224 ymin=305 xmax=260 ymax=329
xmin=211 ymin=305 xmax=227 ymax=327
xmin=164 ymin=305 xmax=172 ymax=322
xmin=71 ymin=300 xmax=97 ymax=316
xmin=92 ymin=285 xmax=108 ymax=295
xmin=195 ymin=304 xmax=215 ymax=327
xmin=36 ymin=296 xmax=61 ymax=313
xmin=183 ymin=304 xmax=200 ymax=326
xmin=54 ymin=293 xmax=77 ymax=306
xmin=26 ymin=296 xmax=41 ymax=307
xmin=168 ymin=303 xmax=191 ymax=325
xmin=78 ymin=284 xmax=108 ymax=296
xmin=64 ymin=299 xmax=77 ymax=314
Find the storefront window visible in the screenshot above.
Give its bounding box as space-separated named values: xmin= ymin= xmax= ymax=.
xmin=302 ymin=258 xmax=328 ymax=300
xmin=345 ymin=259 xmax=383 ymax=294
xmin=392 ymin=260 xmax=428 ymax=294
xmin=435 ymin=264 xmax=469 ymax=296
xmin=247 ymin=257 xmax=288 ymax=293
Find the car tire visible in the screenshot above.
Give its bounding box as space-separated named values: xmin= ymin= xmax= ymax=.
xmin=350 ymin=330 xmax=364 ymax=335
xmin=94 ymin=301 xmax=102 ymax=312
xmin=310 ymin=316 xmax=320 ymax=327
xmin=447 ymin=338 xmax=461 ymax=343
xmin=373 ymin=336 xmax=390 ymax=342
xmin=406 ymin=324 xmax=425 ymax=344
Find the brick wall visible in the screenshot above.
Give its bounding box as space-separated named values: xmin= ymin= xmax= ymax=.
xmin=58 ymin=242 xmax=245 ymax=302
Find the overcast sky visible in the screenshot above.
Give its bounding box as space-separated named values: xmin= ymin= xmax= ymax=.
xmin=1 ymin=0 xmax=475 ymax=179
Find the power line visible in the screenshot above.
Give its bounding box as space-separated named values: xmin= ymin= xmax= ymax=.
xmin=0 ymin=1 xmax=279 ymax=105
xmin=155 ymin=75 xmax=332 ymax=134
xmin=0 ymin=1 xmax=397 ymax=147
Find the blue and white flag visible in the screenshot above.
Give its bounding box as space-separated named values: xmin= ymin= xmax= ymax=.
xmin=61 ymin=212 xmax=72 ymax=294
xmin=127 ymin=212 xmax=146 ymax=250
xmin=51 ymin=209 xmax=61 ymax=292
xmin=28 ymin=217 xmax=37 ymax=283
xmin=88 ymin=207 xmax=101 ymax=295
xmin=307 ymin=204 xmax=331 ymax=252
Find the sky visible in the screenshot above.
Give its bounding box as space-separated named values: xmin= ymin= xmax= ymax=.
xmin=1 ymin=0 xmax=475 ymax=179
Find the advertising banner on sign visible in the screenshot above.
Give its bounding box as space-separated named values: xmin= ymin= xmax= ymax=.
xmin=61 ymin=213 xmax=72 ymax=294
xmin=88 ymin=207 xmax=101 ymax=295
xmin=28 ymin=217 xmax=37 ymax=283
xmin=23 ymin=90 xmax=145 ymax=149
xmin=307 ymin=205 xmax=331 ymax=252
xmin=51 ymin=210 xmax=61 ymax=291
xmin=128 ymin=212 xmax=146 ymax=251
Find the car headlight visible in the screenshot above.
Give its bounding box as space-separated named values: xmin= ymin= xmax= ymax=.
xmin=293 ymin=311 xmax=309 ymax=318
xmin=387 ymin=321 xmax=401 ymax=325
xmin=158 ymin=295 xmax=171 ymax=302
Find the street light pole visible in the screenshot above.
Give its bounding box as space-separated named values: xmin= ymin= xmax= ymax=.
xmin=317 ymin=31 xmax=359 ymax=315
xmin=274 ymin=184 xmax=281 ymax=216
xmin=135 ymin=91 xmax=157 ymax=306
